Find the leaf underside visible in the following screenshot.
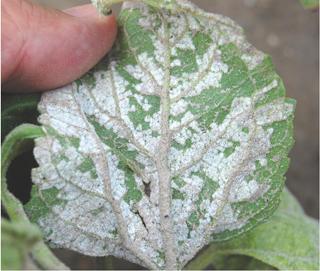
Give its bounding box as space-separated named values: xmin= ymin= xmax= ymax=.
xmin=25 ymin=2 xmax=295 ymax=269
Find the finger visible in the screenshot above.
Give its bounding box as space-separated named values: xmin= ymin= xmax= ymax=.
xmin=1 ymin=0 xmax=117 ymax=92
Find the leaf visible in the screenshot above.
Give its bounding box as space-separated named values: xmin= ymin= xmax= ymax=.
xmin=25 ymin=1 xmax=295 ymax=269
xmin=213 ymin=255 xmax=276 ymax=270
xmin=299 ymin=0 xmax=319 ymax=10
xmin=186 ymin=188 xmax=319 ymax=270
xmin=1 ymin=92 xmax=41 ymax=140
xmin=1 ymin=218 xmax=42 ymax=270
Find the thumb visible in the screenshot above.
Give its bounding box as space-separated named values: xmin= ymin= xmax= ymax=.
xmin=1 ymin=0 xmax=117 ymax=92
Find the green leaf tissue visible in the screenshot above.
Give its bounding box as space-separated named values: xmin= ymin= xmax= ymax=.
xmin=12 ymin=0 xmax=297 ymax=270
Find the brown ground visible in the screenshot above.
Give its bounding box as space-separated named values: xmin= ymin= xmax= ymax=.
xmin=28 ymin=0 xmax=319 ymax=269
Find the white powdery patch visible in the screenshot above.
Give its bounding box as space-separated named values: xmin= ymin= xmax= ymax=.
xmin=69 ymin=170 xmax=92 ymax=192
xmin=77 ymin=85 xmax=99 ymax=117
xmin=90 ymin=71 xmax=117 ymax=117
xmin=211 ymin=59 xmax=229 ymax=73
xmin=41 ymin=162 xmax=59 ymax=182
xmin=175 ymin=33 xmax=195 ymax=51
xmin=137 ymin=197 xmax=162 ymax=242
xmin=59 ymin=183 xmax=83 ymax=201
xmin=169 ymin=33 xmax=226 ymax=100
xmin=137 ymin=52 xmax=164 ymax=86
xmin=168 ymin=73 xmax=186 ymax=98
xmin=241 ymin=52 xmax=265 ymax=71
xmin=44 ymin=104 xmax=86 ymax=130
xmin=33 ymin=137 xmax=53 ymax=165
xmin=229 ymin=179 xmax=260 ymax=202
xmin=151 ymin=35 xmax=166 ymax=66
xmin=170 ymin=99 xmax=189 ymax=116
xmin=118 ymin=79 xmax=161 ymax=156
xmin=125 ymin=64 xmax=143 ymax=80
xmin=107 ymin=153 xmax=127 ymax=200
xmin=137 ymin=116 xmax=160 ymax=155
xmin=172 ymin=198 xmax=193 ymax=222
xmin=206 ymin=200 xmax=220 ymax=219
xmin=60 ymin=194 xmax=117 ymax=239
xmin=174 ymin=223 xmax=189 ymax=243
xmin=139 ymin=241 xmax=165 ymax=268
xmin=56 ymin=159 xmax=76 ymax=182
xmin=138 ymin=12 xmax=156 ymax=29
xmin=186 ymin=13 xmax=201 ymax=32
xmin=111 ymin=62 xmax=130 ymax=95
xmin=186 ymin=62 xmax=227 ymax=98
xmin=172 ymin=173 xmax=204 ymax=219
xmin=125 ymin=64 xmax=160 ymax=96
xmin=256 ymin=99 xmax=294 ymax=126
xmin=143 ymin=102 xmax=152 ymax=111
xmin=253 ymin=79 xmax=278 ymax=105
xmin=195 ymin=45 xmax=215 ymax=71
xmin=219 ymin=24 xmax=245 ymax=47
xmin=169 ymin=98 xmax=252 ymax=173
xmin=120 ymin=201 xmax=147 ymax=242
xmin=167 ymin=10 xmax=188 ymax=45
xmin=43 ymin=213 xmax=134 ymax=259
xmin=171 ymin=59 xmax=182 ymax=67
xmin=213 ymin=204 xmax=245 ymax=233
xmin=195 ymin=14 xmax=220 ymax=34
xmin=78 ymin=130 xmax=103 ymax=155
xmin=38 ymin=85 xmax=77 ymax=117
xmin=169 ymin=132 xmax=211 ymax=173
xmin=36 ymin=178 xmax=119 ymax=243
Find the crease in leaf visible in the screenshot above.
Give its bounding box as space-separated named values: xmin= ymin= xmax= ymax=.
xmin=25 ymin=1 xmax=296 ymax=269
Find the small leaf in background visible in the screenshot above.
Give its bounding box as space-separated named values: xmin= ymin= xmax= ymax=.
xmin=299 ymin=0 xmax=319 ymax=10
xmin=25 ymin=0 xmax=295 ymax=269
xmin=1 ymin=93 xmax=41 ymax=140
xmin=1 ymin=218 xmax=42 ymax=270
xmin=186 ymin=187 xmax=319 ymax=270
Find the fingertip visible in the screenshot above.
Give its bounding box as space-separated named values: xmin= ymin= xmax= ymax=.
xmin=63 ymin=4 xmax=117 ymax=42
xmin=64 ymin=4 xmax=113 ymax=19
xmin=2 ymin=2 xmax=118 ymax=92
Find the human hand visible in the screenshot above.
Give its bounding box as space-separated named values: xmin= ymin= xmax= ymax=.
xmin=1 ymin=0 xmax=117 ymax=92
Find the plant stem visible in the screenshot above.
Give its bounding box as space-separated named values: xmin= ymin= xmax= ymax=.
xmin=1 ymin=124 xmax=70 ymax=270
xmin=105 ymin=256 xmax=114 ymax=270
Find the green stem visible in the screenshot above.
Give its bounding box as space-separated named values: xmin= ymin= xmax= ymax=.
xmin=1 ymin=124 xmax=70 ymax=270
xmin=1 ymin=124 xmax=44 ymax=221
xmin=31 ymin=242 xmax=69 ymax=270
xmin=105 ymin=256 xmax=114 ymax=270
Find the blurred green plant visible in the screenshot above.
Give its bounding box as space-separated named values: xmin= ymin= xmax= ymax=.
xmin=1 ymin=218 xmax=42 ymax=270
xmin=299 ymin=0 xmax=319 ymax=10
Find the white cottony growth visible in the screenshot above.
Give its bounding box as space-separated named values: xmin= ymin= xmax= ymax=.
xmin=27 ymin=1 xmax=295 ymax=270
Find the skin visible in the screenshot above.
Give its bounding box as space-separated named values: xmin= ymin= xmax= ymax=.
xmin=1 ymin=0 xmax=117 ymax=92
